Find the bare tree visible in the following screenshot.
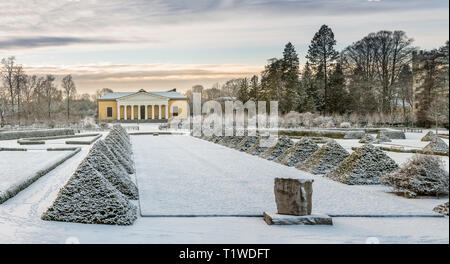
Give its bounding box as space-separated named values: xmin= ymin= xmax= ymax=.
xmin=14 ymin=66 xmax=26 ymax=122
xmin=1 ymin=56 xmax=16 ymax=115
xmin=62 ymin=75 xmax=77 ymax=120
xmin=43 ymin=75 xmax=56 ymax=119
xmin=22 ymin=75 xmax=38 ymax=120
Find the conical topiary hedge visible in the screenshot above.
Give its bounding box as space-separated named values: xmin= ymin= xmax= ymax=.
xmin=277 ymin=137 xmax=319 ymax=167
xmin=423 ymin=137 xmax=449 ymax=154
xmin=421 ymin=131 xmax=437 ymax=142
xmin=42 ymin=161 xmax=137 ymax=225
xmin=325 ymin=144 xmax=398 ymax=185
xmin=260 ymin=135 xmax=294 ymax=161
xmin=85 ymin=147 xmax=139 ymax=199
xmin=380 ymin=154 xmax=449 ymax=197
xmin=298 ymin=139 xmax=349 ymax=174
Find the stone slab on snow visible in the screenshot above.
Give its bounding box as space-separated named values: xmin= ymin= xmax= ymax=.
xmin=263 ymin=212 xmax=332 ymax=225
xmin=236 ymin=136 xmax=258 ymax=152
xmin=274 ymin=178 xmax=313 ymax=216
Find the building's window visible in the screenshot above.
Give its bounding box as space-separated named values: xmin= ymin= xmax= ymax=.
xmin=107 ymin=107 xmax=113 ymax=117
xmin=172 ymin=106 xmax=179 ymax=117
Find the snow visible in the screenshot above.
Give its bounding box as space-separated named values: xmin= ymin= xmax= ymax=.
xmin=0 ymin=127 xmax=449 ymax=243
xmin=0 ymin=151 xmax=72 ymax=200
xmin=133 ymin=135 xmax=446 ymax=216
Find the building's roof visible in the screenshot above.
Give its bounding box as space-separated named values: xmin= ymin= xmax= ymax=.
xmin=98 ymin=90 xmax=186 ymax=100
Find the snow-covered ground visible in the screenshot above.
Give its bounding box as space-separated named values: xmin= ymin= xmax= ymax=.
xmin=134 ymin=135 xmax=446 ymax=216
xmin=0 ymin=128 xmax=448 ymax=244
xmin=0 ymin=151 xmax=71 ymax=197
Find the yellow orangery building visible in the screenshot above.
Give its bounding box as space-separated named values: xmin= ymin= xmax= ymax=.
xmin=97 ymin=89 xmax=188 ymax=121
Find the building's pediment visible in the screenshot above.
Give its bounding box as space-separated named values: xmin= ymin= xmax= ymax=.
xmin=117 ymin=91 xmax=169 ymax=103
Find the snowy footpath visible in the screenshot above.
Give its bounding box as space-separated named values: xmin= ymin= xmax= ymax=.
xmin=0 ymin=132 xmax=448 ymax=243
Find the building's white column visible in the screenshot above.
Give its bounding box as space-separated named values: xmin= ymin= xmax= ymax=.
xmin=165 ymin=104 xmax=169 ymax=119
xmin=137 ymin=105 xmax=141 ymax=120
xmin=158 ymin=104 xmax=162 ymax=119
xmin=124 ymin=105 xmax=127 ymax=120
xmin=117 ymin=104 xmax=121 ymax=120
xmin=152 ymin=105 xmax=155 ymax=119
xmin=144 ymin=105 xmax=148 ymax=120
xmin=131 ymin=105 xmax=134 ymax=120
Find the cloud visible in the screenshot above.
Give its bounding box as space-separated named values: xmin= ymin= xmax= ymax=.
xmin=0 ymin=36 xmax=124 ymax=50
xmin=23 ymin=63 xmax=263 ymax=94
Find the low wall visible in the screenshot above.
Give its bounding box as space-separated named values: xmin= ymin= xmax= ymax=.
xmin=0 ymin=129 xmax=75 ymax=140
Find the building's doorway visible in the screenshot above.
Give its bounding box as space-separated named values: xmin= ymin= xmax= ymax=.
xmin=140 ymin=105 xmax=145 ymax=119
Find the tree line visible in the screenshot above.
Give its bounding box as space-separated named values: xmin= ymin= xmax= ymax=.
xmin=185 ymin=25 xmax=449 ymax=127
xmin=0 ymin=56 xmax=113 ymax=127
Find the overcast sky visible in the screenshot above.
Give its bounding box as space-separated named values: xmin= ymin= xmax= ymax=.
xmin=0 ymin=0 xmax=448 ymax=94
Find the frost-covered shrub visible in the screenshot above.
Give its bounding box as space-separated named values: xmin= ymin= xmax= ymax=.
xmin=344 ymin=131 xmax=365 ymax=139
xmin=237 ymin=136 xmax=259 ymax=152
xmin=260 ymin=136 xmax=294 ymax=160
xmin=217 ymin=136 xmax=234 ymax=146
xmin=277 ymin=137 xmax=319 ymax=167
xmin=339 ymin=122 xmax=351 ymax=128
xmin=433 ymin=202 xmax=449 ymax=216
xmin=325 ymin=144 xmax=399 ymax=185
xmin=423 ymin=137 xmax=449 ymax=154
xmin=42 ymin=162 xmax=137 ymax=225
xmin=246 ymin=136 xmax=271 ymax=156
xmin=298 ymin=112 xmax=315 ymax=128
xmin=227 ymin=136 xmax=246 ymax=148
xmin=85 ymin=147 xmax=139 ymax=199
xmin=313 ymin=116 xmax=334 ymax=128
xmin=421 ymin=131 xmax=436 ymax=142
xmin=377 ymin=130 xmax=406 ymax=140
xmin=99 ymin=139 xmax=135 ymax=174
xmin=373 ymin=133 xmax=392 ymax=144
xmin=281 ymin=111 xmax=302 ymax=128
xmin=380 ymin=155 xmax=449 ymax=197
xmin=359 ymin=134 xmax=375 ymax=143
xmin=298 ymin=140 xmax=349 ymax=174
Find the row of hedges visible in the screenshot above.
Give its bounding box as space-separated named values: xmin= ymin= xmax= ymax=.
xmin=0 ymin=129 xmax=74 ymax=140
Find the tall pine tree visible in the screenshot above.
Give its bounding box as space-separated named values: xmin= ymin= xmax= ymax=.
xmin=280 ymin=42 xmax=300 ymax=113
xmin=306 ymin=24 xmax=338 ymax=114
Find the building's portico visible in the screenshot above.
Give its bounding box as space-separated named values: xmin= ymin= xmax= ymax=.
xmin=97 ymin=89 xmax=188 ymax=121
xmin=116 ymin=92 xmax=169 ymax=120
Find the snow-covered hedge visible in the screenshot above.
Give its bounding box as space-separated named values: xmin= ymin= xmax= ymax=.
xmin=344 ymin=131 xmax=365 ymax=139
xmin=298 ymin=140 xmax=349 ymax=174
xmin=433 ymin=202 xmax=449 ymax=216
xmin=42 ymin=161 xmax=137 ymax=225
xmin=85 ymin=146 xmax=139 ymax=199
xmin=260 ymin=136 xmax=293 ymax=161
xmin=277 ymin=137 xmax=319 ymax=167
xmin=421 ymin=131 xmax=436 ymax=142
xmin=377 ymin=131 xmax=406 ymax=140
xmin=423 ymin=137 xmax=449 ymax=154
xmin=325 ymin=144 xmax=398 ymax=185
xmin=1 ymin=148 xmax=80 ymax=204
xmin=380 ymin=154 xmax=449 ymax=197
xmin=359 ymin=134 xmax=375 ymax=143
xmin=236 ymin=136 xmax=258 ymax=152
xmin=0 ymin=128 xmax=75 ymax=140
